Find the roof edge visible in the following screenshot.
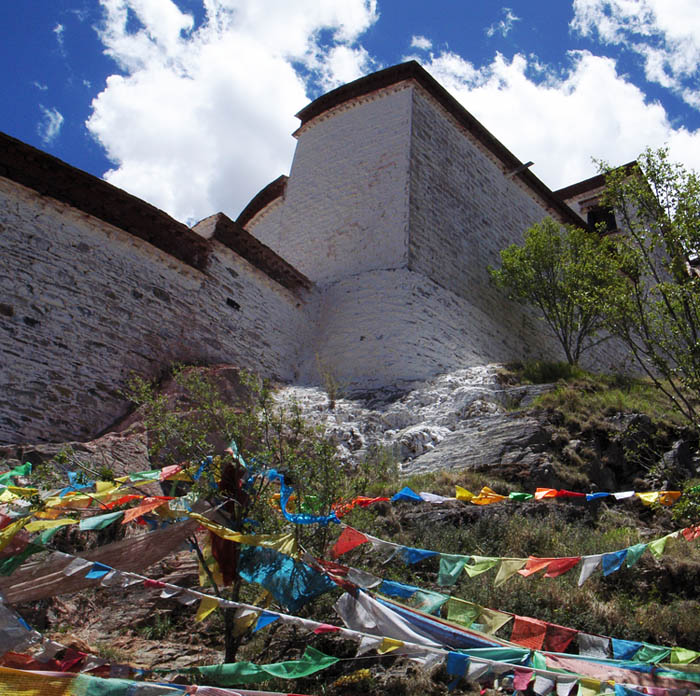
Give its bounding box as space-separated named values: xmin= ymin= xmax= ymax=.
xmin=237 ymin=174 xmax=288 ymax=228
xmin=0 ymin=131 xmax=211 ymax=271
xmin=296 ymin=61 xmax=585 ymax=227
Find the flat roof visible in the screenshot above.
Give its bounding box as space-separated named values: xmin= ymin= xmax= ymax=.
xmin=0 ymin=131 xmax=210 ymax=271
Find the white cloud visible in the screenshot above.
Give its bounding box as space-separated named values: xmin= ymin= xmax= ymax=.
xmin=410 ymin=35 xmax=432 ymax=51
xmin=486 ymin=7 xmax=520 ymax=38
xmin=33 ymin=81 xmax=48 ymax=91
xmin=571 ymin=0 xmax=700 ymax=110
xmin=418 ymin=49 xmax=700 ymax=189
xmin=88 ymin=0 xmax=378 ymax=224
xmin=37 ymin=106 xmax=65 ymax=144
xmin=53 ymin=23 xmax=65 ymax=47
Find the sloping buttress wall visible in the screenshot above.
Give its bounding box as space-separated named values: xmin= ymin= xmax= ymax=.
xmin=0 ymin=178 xmax=309 ymax=444
xmin=247 ymin=85 xmax=413 ymax=284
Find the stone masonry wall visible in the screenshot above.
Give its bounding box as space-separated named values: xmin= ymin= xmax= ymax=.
xmin=302 ymin=267 xmax=556 ymax=392
xmin=247 ymin=85 xmax=413 ymax=283
xmin=406 ymin=87 xmax=631 ymax=372
xmin=0 ymin=178 xmax=310 ymax=444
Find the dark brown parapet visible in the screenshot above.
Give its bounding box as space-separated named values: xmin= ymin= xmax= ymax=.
xmin=236 ymin=174 xmax=287 ymax=228
xmin=0 ymin=131 xmax=211 ymax=271
xmin=296 ymin=60 xmax=586 ymax=227
xmin=194 ymin=212 xmax=311 ymax=293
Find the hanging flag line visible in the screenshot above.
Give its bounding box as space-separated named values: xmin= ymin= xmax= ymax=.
xmin=304 ymin=550 xmax=700 ymax=667
xmin=2 ymin=530 xmax=697 ymax=695
xmin=329 ymin=520 xmax=700 ymax=587
xmin=0 ymin=663 xmax=316 ymax=696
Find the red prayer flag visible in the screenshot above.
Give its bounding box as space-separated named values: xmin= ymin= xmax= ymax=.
xmin=159 ymin=464 xmax=184 ymax=481
xmin=556 ymin=490 xmax=586 ymax=499
xmin=513 ymin=668 xmax=534 ymax=690
xmin=143 ymin=579 xmax=166 ymax=589
xmin=313 ymin=624 xmax=341 ymax=634
xmin=544 ymin=622 xmax=578 ymax=652
xmin=331 ymin=527 xmax=369 ymax=558
xmin=518 ymin=556 xmax=553 ymax=577
xmin=511 ymin=616 xmax=548 ymax=650
xmin=543 ymin=557 xmax=580 ymax=577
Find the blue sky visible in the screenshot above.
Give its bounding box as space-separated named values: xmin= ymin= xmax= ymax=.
xmin=2 ymin=1 xmax=700 ymax=224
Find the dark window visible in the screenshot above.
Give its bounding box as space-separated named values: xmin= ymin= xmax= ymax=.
xmin=587 ymin=207 xmax=617 ymax=233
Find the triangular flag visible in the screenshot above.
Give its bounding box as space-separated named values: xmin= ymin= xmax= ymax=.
xmin=602 ymin=549 xmax=627 ymax=576
xmin=544 ymin=557 xmax=580 ymax=577
xmin=578 ymin=633 xmax=610 ymax=658
xmin=648 ymin=534 xmax=672 ymax=558
xmin=477 ymin=607 xmax=513 ymax=634
xmin=578 ymin=678 xmax=602 ymax=696
xmin=195 ymin=596 xmax=219 ymax=622
xmin=446 ymin=597 xmax=480 ymax=627
xmin=578 ymin=555 xmax=602 ymax=586
xmin=534 ymin=675 xmax=556 ymax=696
xmin=670 ymin=646 xmax=700 ymax=664
xmin=471 ymin=486 xmax=506 ymax=505
xmin=464 ymin=556 xmax=498 ymax=578
xmin=544 ymin=623 xmax=578 ymax=652
xmin=438 ymin=554 xmax=469 ymax=585
xmin=455 ymin=485 xmax=474 ymax=501
xmin=495 ymin=559 xmax=526 ymax=586
xmin=513 ymin=668 xmax=533 ymax=691
xmin=356 ymin=635 xmax=383 ymax=656
xmin=611 ymin=638 xmax=643 ymax=660
xmin=510 ymin=616 xmax=548 ymax=650
xmin=625 ymin=543 xmax=647 ymax=567
xmin=331 ymin=527 xmax=369 ymax=558
xmin=377 ymin=637 xmax=404 ymax=654
xmin=518 ymin=556 xmax=553 ymax=577
xmin=253 ymin=611 xmax=279 ymax=633
xmin=556 ymin=676 xmax=578 ymax=696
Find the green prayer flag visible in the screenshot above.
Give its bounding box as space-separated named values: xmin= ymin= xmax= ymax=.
xmin=670 ymin=647 xmax=700 ymax=664
xmin=648 ymin=535 xmax=671 ymax=558
xmin=635 ymin=643 xmax=671 ymax=664
xmin=464 ymin=556 xmax=499 ymax=578
xmin=530 ymin=651 xmax=548 ymax=671
xmin=129 ymin=470 xmax=161 ymax=482
xmin=409 ymin=590 xmax=448 ymax=615
xmin=477 ymin=607 xmax=512 ymax=634
xmin=188 ymin=646 xmax=339 ymax=685
xmin=0 ymin=462 xmax=32 ymax=486
xmin=438 ymin=554 xmax=469 ymax=585
xmin=509 ymin=492 xmax=534 ymax=501
xmin=79 ymin=511 xmax=124 ymax=531
xmin=446 ymin=597 xmax=480 ymax=627
xmin=625 ymin=543 xmax=647 ymax=567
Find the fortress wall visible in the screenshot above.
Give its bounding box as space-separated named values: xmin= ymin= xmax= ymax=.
xmin=303 ymin=268 xmax=558 ymax=392
xmin=0 ymin=177 xmax=309 ymax=444
xmin=407 ymin=87 xmax=553 ymax=317
xmin=248 ymin=85 xmax=414 ymax=283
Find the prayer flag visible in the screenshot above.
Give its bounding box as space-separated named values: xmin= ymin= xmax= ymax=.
xmin=510 ymin=616 xmax=548 ymax=650
xmin=331 ymin=527 xmax=369 ymax=558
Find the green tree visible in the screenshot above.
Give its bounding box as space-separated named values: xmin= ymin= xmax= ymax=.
xmin=122 ymin=365 xmax=343 ymax=661
xmin=599 ymin=147 xmax=700 ymax=426
xmin=489 ymin=218 xmax=618 ymax=365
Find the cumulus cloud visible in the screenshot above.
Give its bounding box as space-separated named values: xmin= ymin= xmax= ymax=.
xmin=486 ymin=7 xmax=520 ymax=38
xmin=410 ymin=35 xmax=432 ymax=51
xmin=87 ymin=0 xmax=378 ymax=223
xmin=571 ymin=0 xmax=700 ymax=110
xmin=419 ymin=49 xmax=700 ymax=189
xmin=37 ymin=106 xmax=64 ymax=144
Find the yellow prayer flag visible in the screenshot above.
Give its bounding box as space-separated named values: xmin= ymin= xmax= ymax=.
xmin=377 ymin=637 xmax=404 ymax=654
xmin=455 ymin=485 xmax=474 ymax=501
xmin=0 ymin=518 xmax=29 ymax=553
xmin=471 ymin=486 xmax=506 ymax=505
xmin=636 ymin=492 xmax=659 ymax=505
xmin=25 ymin=518 xmax=77 ymax=532
xmin=195 ymin=596 xmax=220 ymax=622
xmin=577 ymin=677 xmax=601 ymax=696
xmin=494 ymin=559 xmax=527 ymax=587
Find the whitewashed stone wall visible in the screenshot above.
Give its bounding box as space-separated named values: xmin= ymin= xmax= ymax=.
xmin=0 ymin=178 xmax=310 ymax=444
xmin=303 ymin=268 xmax=555 ymax=391
xmin=247 ymin=85 xmax=413 ymax=283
